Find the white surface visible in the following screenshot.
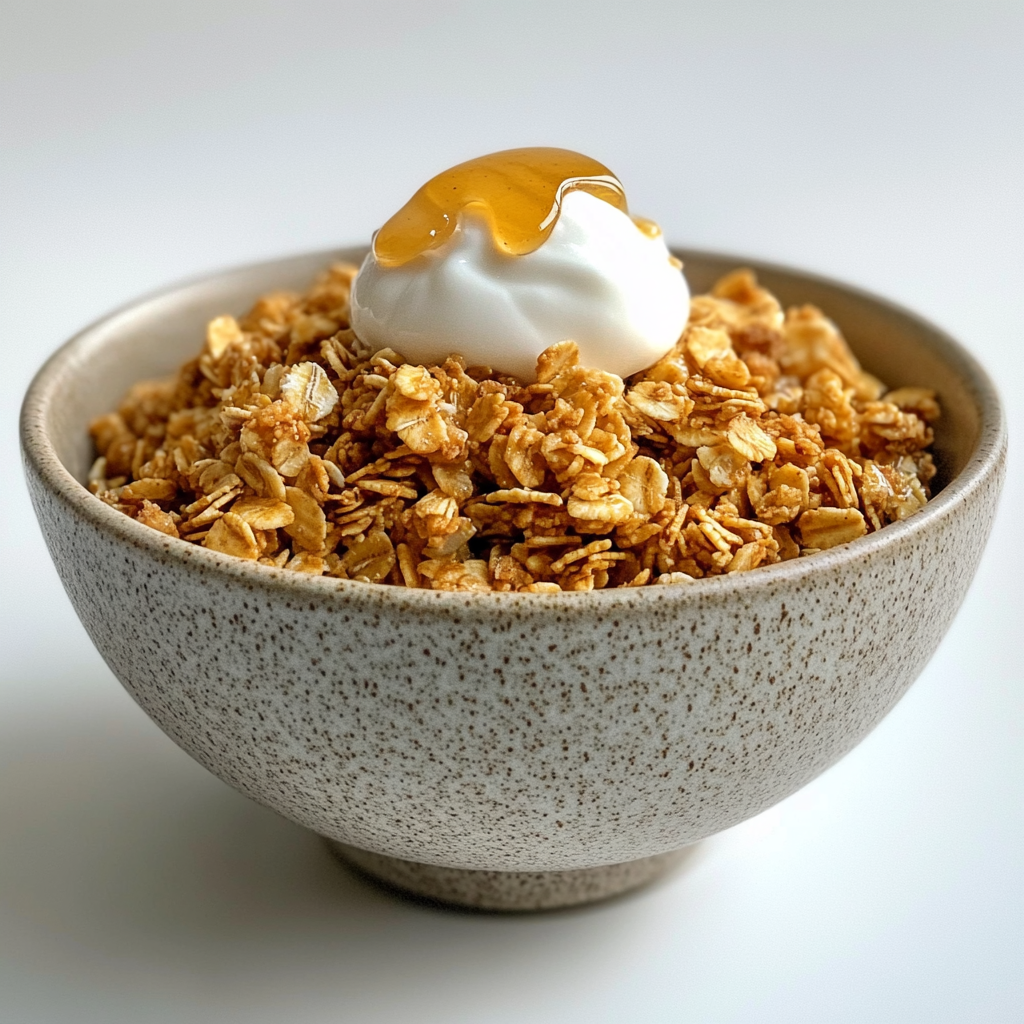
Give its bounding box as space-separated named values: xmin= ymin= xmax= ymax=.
xmin=2 ymin=2 xmax=1021 ymax=1021
xmin=351 ymin=189 xmax=689 ymax=381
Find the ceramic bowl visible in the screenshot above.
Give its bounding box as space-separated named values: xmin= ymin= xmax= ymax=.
xmin=21 ymin=248 xmax=1006 ymax=911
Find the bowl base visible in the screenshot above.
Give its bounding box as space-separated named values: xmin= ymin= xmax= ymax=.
xmin=325 ymin=840 xmax=690 ymax=911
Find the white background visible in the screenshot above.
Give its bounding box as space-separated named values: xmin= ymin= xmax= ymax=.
xmin=2 ymin=2 xmax=1021 ymax=1021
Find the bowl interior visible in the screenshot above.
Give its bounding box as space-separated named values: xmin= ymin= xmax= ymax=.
xmin=41 ymin=248 xmax=984 ymax=494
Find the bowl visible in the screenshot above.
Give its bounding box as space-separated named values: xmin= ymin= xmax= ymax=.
xmin=21 ymin=247 xmax=1007 ymax=911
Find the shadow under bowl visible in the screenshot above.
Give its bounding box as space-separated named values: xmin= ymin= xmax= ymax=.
xmin=21 ymin=248 xmax=1007 ymax=910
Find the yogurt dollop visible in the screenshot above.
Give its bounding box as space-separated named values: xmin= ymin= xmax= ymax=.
xmin=350 ymin=152 xmax=689 ymax=382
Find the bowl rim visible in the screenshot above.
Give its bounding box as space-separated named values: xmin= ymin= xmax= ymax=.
xmin=20 ymin=245 xmax=1008 ymax=613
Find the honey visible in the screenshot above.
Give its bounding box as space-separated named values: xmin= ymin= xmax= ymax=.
xmin=631 ymin=215 xmax=662 ymax=239
xmin=373 ymin=147 xmax=635 ymax=267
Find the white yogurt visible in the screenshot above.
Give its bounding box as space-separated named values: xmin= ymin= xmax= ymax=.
xmin=350 ymin=190 xmax=689 ymax=382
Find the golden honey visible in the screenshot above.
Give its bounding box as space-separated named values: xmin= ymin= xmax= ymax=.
xmin=373 ymin=147 xmax=634 ymax=267
xmin=631 ymin=215 xmax=662 ymax=239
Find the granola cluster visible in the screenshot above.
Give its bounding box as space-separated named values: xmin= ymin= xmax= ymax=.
xmin=89 ymin=263 xmax=939 ymax=591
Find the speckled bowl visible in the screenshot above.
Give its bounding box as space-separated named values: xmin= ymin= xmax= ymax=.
xmin=21 ymin=248 xmax=1006 ymax=911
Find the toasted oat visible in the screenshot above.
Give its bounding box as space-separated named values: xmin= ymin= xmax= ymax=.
xmin=231 ymin=496 xmax=295 ymax=530
xmin=121 ymin=478 xmax=178 ymax=502
xmin=92 ymin=262 xmax=938 ymax=590
xmin=726 ymin=415 xmax=777 ymax=463
xmin=279 ymin=362 xmax=339 ymax=422
xmin=797 ymin=507 xmax=868 ymax=550
xmin=204 ymin=512 xmax=259 ymax=560
xmin=284 ymin=485 xmax=327 ymax=551
xmin=340 ymin=529 xmax=395 ymax=582
xmin=486 ymin=488 xmax=563 ymax=506
xmin=205 ymin=315 xmax=243 ymax=359
xmin=135 ymin=499 xmax=179 ymax=538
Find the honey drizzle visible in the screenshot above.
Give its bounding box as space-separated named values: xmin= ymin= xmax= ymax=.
xmin=631 ymin=215 xmax=662 ymax=238
xmin=373 ymin=148 xmax=639 ymax=267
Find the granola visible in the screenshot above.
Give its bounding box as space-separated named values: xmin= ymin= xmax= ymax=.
xmin=89 ymin=264 xmax=939 ymax=591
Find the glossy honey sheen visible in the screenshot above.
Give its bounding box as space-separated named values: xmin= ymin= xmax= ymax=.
xmin=372 ymin=148 xmax=631 ymax=267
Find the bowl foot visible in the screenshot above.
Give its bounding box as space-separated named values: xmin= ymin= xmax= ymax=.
xmin=325 ymin=841 xmax=690 ymax=911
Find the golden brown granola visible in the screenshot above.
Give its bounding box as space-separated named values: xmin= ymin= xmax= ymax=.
xmin=89 ymin=264 xmax=939 ymax=591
